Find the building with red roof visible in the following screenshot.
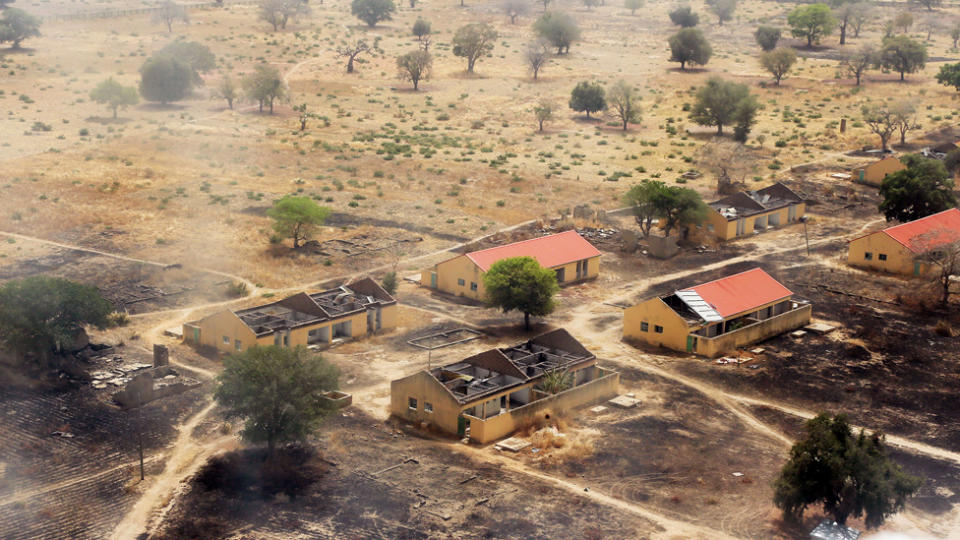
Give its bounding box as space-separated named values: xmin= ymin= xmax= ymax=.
xmin=847 ymin=208 xmax=960 ymax=276
xmin=623 ymin=268 xmax=811 ymax=357
xmin=423 ymin=230 xmax=601 ymax=301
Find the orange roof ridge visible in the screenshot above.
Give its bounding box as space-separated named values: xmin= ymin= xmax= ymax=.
xmin=680 ymin=268 xmax=793 ymax=319
xmin=881 ymin=208 xmax=960 ymax=253
xmin=465 ymin=230 xmax=601 ymax=272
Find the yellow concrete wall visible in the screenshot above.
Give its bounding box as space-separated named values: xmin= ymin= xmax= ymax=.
xmin=551 ymin=255 xmax=601 ymax=285
xmin=856 ymin=158 xmax=906 ymax=186
xmin=188 ymin=310 xmax=258 ymax=353
xmin=466 ymin=369 xmax=620 ymax=444
xmin=434 ymin=254 xmax=485 ymax=300
xmin=390 ymin=371 xmax=476 ymax=435
xmin=380 ymin=304 xmax=398 ymax=330
xmin=623 ymin=298 xmax=691 ymax=351
xmin=706 ymin=203 xmax=806 ymax=241
xmin=847 ymin=232 xmax=917 ymax=275
xmin=697 ymin=304 xmax=812 ymax=357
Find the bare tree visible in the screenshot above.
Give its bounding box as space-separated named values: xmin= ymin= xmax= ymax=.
xmin=503 ymin=0 xmax=529 ymax=24
xmin=396 ymin=49 xmax=432 ymax=91
xmin=893 ymin=101 xmax=918 ymax=146
xmin=525 ymin=40 xmax=550 ymax=80
xmin=915 ymin=232 xmax=960 ymax=306
xmin=606 ymin=79 xmax=642 ymax=131
xmin=258 ymin=0 xmax=309 ymax=31
xmin=293 ymin=103 xmax=316 ymax=131
xmin=695 ymin=139 xmax=755 ymax=194
xmin=153 ymin=1 xmax=188 ymax=32
xmin=336 ymin=40 xmax=370 ymax=74
xmin=214 ymin=75 xmax=238 ymax=109
xmin=842 ymin=45 xmax=876 ymax=85
xmin=862 ymin=104 xmax=898 ymax=151
xmin=849 ymin=2 xmax=872 ymax=38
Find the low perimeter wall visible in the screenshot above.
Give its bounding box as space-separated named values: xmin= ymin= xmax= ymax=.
xmin=698 ymin=304 xmax=812 ymax=358
xmin=465 ymin=368 xmax=620 ymax=444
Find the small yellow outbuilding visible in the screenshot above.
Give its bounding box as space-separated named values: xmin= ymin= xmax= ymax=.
xmin=851 ymin=156 xmax=906 ymax=187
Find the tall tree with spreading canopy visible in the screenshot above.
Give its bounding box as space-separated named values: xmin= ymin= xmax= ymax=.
xmin=569 ymin=81 xmax=606 ymax=119
xmin=690 ymin=77 xmax=752 ymax=136
xmin=90 ymin=78 xmax=139 ymax=119
xmin=861 ymin=103 xmax=898 ymax=151
xmin=849 ymin=1 xmax=871 ymax=37
xmin=754 ymin=25 xmax=781 ymax=51
xmin=452 ymin=22 xmax=497 ymax=73
xmin=351 ymin=0 xmax=395 ymax=27
xmin=707 ymin=0 xmax=736 ymax=25
xmin=214 ymin=75 xmax=238 ymax=109
xmin=879 ymin=154 xmax=957 ymax=223
xmin=267 ymin=195 xmax=331 ymax=249
xmin=668 ymin=28 xmax=712 ymax=70
xmin=258 ymin=0 xmax=310 ymax=31
xmin=396 ymin=49 xmax=431 ymax=90
xmin=242 ymin=63 xmax=286 ymax=113
xmin=774 ymin=413 xmax=921 ymax=528
xmin=215 ymin=346 xmax=339 ymax=456
xmin=158 ymin=40 xmax=215 ymax=85
xmin=787 ymin=3 xmax=835 ymax=46
xmin=936 ymin=62 xmax=960 ymax=92
xmin=669 ymin=5 xmax=699 ymax=27
xmin=842 ymin=45 xmax=876 ymax=85
xmin=139 ymin=55 xmax=193 ymax=105
xmin=606 ymin=79 xmax=641 ymax=131
xmin=0 ymin=7 xmax=40 ymax=49
xmin=760 ymin=47 xmax=797 ymax=85
xmin=653 ymin=185 xmax=708 ymax=237
xmin=0 ymin=276 xmax=113 ymax=367
xmin=412 ymin=18 xmax=431 ymax=41
xmin=153 ymin=0 xmax=188 ymax=33
xmin=624 ymin=0 xmax=643 ymax=15
xmin=533 ymin=12 xmax=580 ymax=54
xmin=623 ymin=180 xmax=664 ymax=237
xmin=880 ymin=35 xmax=927 ymax=81
xmin=483 ymin=256 xmax=559 ymax=330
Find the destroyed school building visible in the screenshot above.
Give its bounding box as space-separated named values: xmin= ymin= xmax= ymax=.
xmin=391 ymin=329 xmax=619 ymax=444
xmin=698 ymin=182 xmax=806 ymax=241
xmin=848 ymin=208 xmax=960 ymax=277
xmin=423 ymin=230 xmax=601 ymax=301
xmin=623 ymin=268 xmax=811 ymax=358
xmin=183 ymin=278 xmax=396 ymax=353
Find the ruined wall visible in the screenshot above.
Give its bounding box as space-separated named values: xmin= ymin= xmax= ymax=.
xmin=697 ymin=304 xmax=812 ymax=358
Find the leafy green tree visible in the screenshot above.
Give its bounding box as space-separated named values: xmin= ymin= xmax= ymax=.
xmin=452 ymin=22 xmax=497 ymax=73
xmin=258 ymin=0 xmax=309 ymax=31
xmin=214 ymin=75 xmax=238 ymax=109
xmin=267 ymin=195 xmax=331 ymax=248
xmin=242 ymin=63 xmax=286 ymax=113
xmin=842 ymin=45 xmax=876 ymax=85
xmin=569 ymin=81 xmax=606 ymax=119
xmin=669 ymin=5 xmax=699 ymax=27
xmin=879 ymin=154 xmax=957 ymax=222
xmin=0 ymin=7 xmax=40 ymax=49
xmin=412 ymin=17 xmax=431 ymax=40
xmin=89 ymin=77 xmax=139 ymax=119
xmin=158 ymin=40 xmax=215 ymax=85
xmin=534 ymin=99 xmax=553 ymax=131
xmin=0 ymin=276 xmax=112 ymax=366
xmin=624 ymin=0 xmax=643 ymax=15
xmin=707 ymin=0 xmax=736 ymax=25
xmin=893 ymin=11 xmax=914 ymax=32
xmin=754 ymin=25 xmax=781 ymax=51
xmin=532 ymin=12 xmax=580 ymax=54
xmin=381 ymin=271 xmax=398 ymax=295
xmin=623 ymin=180 xmax=665 ymax=237
xmin=732 ymin=94 xmax=759 ymax=143
xmin=653 ymin=185 xmax=708 ymax=236
xmin=760 ymin=47 xmax=797 ymax=85
xmin=606 ymin=79 xmax=641 ymax=131
xmin=668 ymin=28 xmax=712 ymax=70
xmin=880 ymin=35 xmax=926 ymax=81
xmin=690 ymin=77 xmax=752 ymax=136
xmin=350 ymin=0 xmax=395 ymax=27
xmin=396 ymin=49 xmax=432 ymax=90
xmin=774 ymin=413 xmax=922 ymax=528
xmin=483 ymin=256 xmax=559 ymax=330
xmin=216 ymin=346 xmax=339 ymax=456
xmin=787 ymin=3 xmax=835 ymax=47
xmin=139 ymin=55 xmax=193 ymax=105
xmin=152 ymin=0 xmax=188 ymax=33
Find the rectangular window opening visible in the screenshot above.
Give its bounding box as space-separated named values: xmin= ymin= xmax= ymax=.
xmin=408 ymin=397 xmax=418 ymax=410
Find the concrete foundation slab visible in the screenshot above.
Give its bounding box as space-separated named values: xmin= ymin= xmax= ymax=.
xmin=805 ymin=322 xmax=837 ymax=335
xmin=495 ymin=437 xmax=531 ymax=452
xmin=609 ymin=395 xmax=640 ymax=408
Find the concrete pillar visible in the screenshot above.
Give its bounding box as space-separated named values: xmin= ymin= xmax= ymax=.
xmin=153 ymin=344 xmax=169 ymax=368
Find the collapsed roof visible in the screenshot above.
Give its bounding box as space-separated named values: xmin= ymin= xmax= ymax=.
xmin=709 ymin=182 xmax=803 ymax=221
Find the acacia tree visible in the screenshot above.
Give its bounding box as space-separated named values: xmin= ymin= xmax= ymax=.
xmin=483 ymin=256 xmax=559 ymax=331
xmin=139 ymin=55 xmax=193 ymax=105
xmin=90 ymin=77 xmax=139 ymax=119
xmin=214 ymin=75 xmax=238 ymax=109
xmin=503 ymin=0 xmax=529 ymax=23
xmin=336 ymin=39 xmax=369 ymax=74
xmin=760 ymin=47 xmax=797 ymax=85
xmin=668 ymin=28 xmax=712 ymax=70
xmin=153 ymin=0 xmax=188 ymax=33
xmin=656 ymin=185 xmax=708 ymax=237
xmin=842 ymin=45 xmax=876 ymax=85
xmin=569 ymin=81 xmax=606 ymax=119
xmin=158 ymin=40 xmax=216 ymax=86
xmin=754 ymin=25 xmax=781 ymax=51
xmin=893 ymin=11 xmax=914 ymax=33
xmin=936 ymin=62 xmax=960 ymax=92
xmin=669 ymin=5 xmax=699 ymax=27
xmin=861 ymin=104 xmax=898 ymax=151
xmin=215 ymin=345 xmax=339 ymax=456
xmin=351 ymin=0 xmax=395 ymax=27
xmin=396 ymin=49 xmax=431 ymax=90
xmin=267 ymin=195 xmax=331 ymax=248
xmin=623 ymin=180 xmax=664 ymax=236
xmin=607 ymin=79 xmax=641 ymax=131
xmin=534 ymin=99 xmax=553 ymax=132
xmin=690 ymin=77 xmax=752 ymax=136
xmin=787 ymin=3 xmax=835 ymax=47
xmin=774 ymin=413 xmax=921 ymax=528
xmin=242 ymin=63 xmax=286 ymax=113
xmin=892 ymin=101 xmax=917 ymax=146
xmin=412 ymin=18 xmax=431 ymax=42
xmin=849 ymin=1 xmax=871 ymax=37
xmin=914 ymin=233 xmax=960 ymax=305
xmin=0 ymin=7 xmax=40 ymax=49
xmin=624 ymin=0 xmax=643 ymax=15
xmin=0 ymin=276 xmax=113 ymax=368
xmin=525 ymin=39 xmax=550 ymax=80
xmin=879 ymin=154 xmax=957 ymax=222
xmin=452 ymin=22 xmax=497 ymax=73
xmin=695 ymin=139 xmax=755 ymax=193
xmin=533 ymin=12 xmax=580 ymax=54
xmin=707 ymin=0 xmax=736 ymax=26
xmin=880 ymin=35 xmax=927 ymax=81
xmin=258 ymin=0 xmax=309 ymax=31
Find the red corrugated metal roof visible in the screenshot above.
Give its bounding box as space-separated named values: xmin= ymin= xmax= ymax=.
xmin=881 ymin=208 xmax=960 ymax=254
xmin=683 ymin=268 xmax=793 ymax=319
xmin=466 ymin=230 xmax=601 ymax=272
